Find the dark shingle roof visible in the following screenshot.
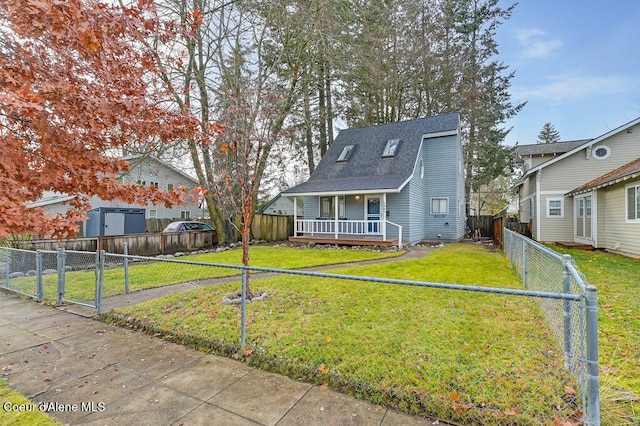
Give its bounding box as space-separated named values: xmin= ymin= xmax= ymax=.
xmin=568 ymin=157 xmax=640 ymax=195
xmin=283 ymin=112 xmax=459 ymax=195
xmin=515 ymin=139 xmax=591 ymax=159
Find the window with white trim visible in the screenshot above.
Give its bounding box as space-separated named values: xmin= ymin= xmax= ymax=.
xmin=320 ymin=196 xmax=345 ymax=218
xmin=546 ymin=198 xmax=564 ymax=218
xmin=529 ymin=198 xmax=536 ymax=218
xmin=148 ymin=209 xmax=158 ymax=219
xmin=181 ymin=211 xmax=190 ymax=219
xmin=626 ymin=184 xmax=640 ymax=221
xmin=431 ymin=197 xmax=448 ymax=214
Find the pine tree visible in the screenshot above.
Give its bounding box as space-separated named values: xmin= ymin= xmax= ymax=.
xmin=537 ymin=123 xmax=561 ymax=144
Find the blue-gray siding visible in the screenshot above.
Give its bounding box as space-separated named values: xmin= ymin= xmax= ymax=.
xmin=423 ymin=135 xmax=465 ymax=242
xmin=299 ymin=134 xmax=465 ymax=244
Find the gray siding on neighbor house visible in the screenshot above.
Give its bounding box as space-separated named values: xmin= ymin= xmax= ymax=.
xmin=423 ymin=135 xmax=464 ymax=241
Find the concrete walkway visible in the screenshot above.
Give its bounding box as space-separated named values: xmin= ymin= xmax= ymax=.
xmin=0 ymin=247 xmax=443 ymax=426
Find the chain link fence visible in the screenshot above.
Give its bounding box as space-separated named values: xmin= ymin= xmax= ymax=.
xmin=0 ymin=236 xmax=599 ymax=425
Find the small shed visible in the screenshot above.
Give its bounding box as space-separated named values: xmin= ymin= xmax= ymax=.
xmin=85 ymin=207 xmax=146 ymax=236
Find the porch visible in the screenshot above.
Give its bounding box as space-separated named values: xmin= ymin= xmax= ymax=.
xmin=288 ymin=235 xmax=399 ymax=247
xmin=290 ymin=218 xmax=403 ymax=248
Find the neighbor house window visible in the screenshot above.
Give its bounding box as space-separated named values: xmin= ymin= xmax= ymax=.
xmin=431 ymin=197 xmax=448 ymax=214
xmin=529 ymin=198 xmax=536 ymax=218
xmin=320 ymin=196 xmax=345 ymax=217
xmin=337 ymin=145 xmax=355 ymax=162
xmin=382 ymin=139 xmax=400 ymax=157
xmin=167 ymin=183 xmax=174 ymax=191
xmin=148 ymin=209 xmax=158 ymax=218
xmin=547 ymin=198 xmax=564 ymax=218
xmin=627 ymin=184 xmax=640 ymax=221
xmin=181 ymin=211 xmax=190 ymax=219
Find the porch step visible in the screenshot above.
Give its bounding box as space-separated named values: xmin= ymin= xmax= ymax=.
xmin=555 ymin=242 xmax=594 ymax=250
xmin=288 ymin=236 xmax=399 ymax=247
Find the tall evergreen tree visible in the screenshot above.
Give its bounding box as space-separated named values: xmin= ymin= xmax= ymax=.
xmin=537 ymin=122 xmax=561 ymax=144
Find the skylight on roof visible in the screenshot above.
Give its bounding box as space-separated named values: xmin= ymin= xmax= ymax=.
xmin=383 ymin=139 xmax=400 ymax=157
xmin=337 ymin=144 xmax=355 ymax=162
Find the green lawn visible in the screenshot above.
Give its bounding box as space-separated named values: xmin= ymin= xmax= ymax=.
xmin=6 ymin=246 xmax=403 ymax=302
xmin=103 ymin=244 xmax=585 ymax=425
xmin=0 ymin=379 xmax=61 ymax=426
xmin=549 ymin=245 xmax=640 ymax=425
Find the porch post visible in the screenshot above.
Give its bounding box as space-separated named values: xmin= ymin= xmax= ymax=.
xmin=382 ymin=193 xmax=387 ymax=241
xmin=334 ymin=195 xmax=339 ymax=240
xmin=293 ymin=197 xmax=298 ymax=237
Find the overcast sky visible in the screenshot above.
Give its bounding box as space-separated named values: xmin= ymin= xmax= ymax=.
xmin=495 ymin=0 xmax=640 ymax=146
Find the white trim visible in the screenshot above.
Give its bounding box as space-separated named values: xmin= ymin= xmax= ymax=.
xmin=540 ymin=190 xmax=571 ymax=196
xmin=592 ymin=145 xmax=611 ymax=160
xmin=574 ymin=194 xmax=594 ymax=244
xmin=284 ymin=188 xmax=399 ymax=197
xmin=625 ymin=182 xmax=640 ymax=223
xmin=546 ymin=197 xmax=564 ymax=218
xmin=423 ymin=130 xmax=458 ymax=139
xmin=536 ymin=171 xmax=541 ymax=239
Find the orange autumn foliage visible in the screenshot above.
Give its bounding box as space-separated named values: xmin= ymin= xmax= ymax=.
xmin=0 ymin=0 xmax=197 ymax=239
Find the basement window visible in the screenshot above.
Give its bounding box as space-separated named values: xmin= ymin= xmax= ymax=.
xmin=337 ymin=145 xmax=355 ymax=162
xmin=383 ymin=139 xmax=400 ymax=157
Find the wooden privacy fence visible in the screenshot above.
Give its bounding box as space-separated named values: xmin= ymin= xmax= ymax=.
xmin=251 ymin=214 xmax=294 ymax=241
xmin=30 ymin=230 xmax=217 ymax=256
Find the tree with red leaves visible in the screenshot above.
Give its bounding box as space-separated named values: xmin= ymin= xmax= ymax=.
xmin=0 ymin=0 xmax=197 ymax=240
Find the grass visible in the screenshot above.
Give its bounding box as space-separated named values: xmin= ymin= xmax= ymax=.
xmin=5 ymin=245 xmax=403 ymax=302
xmin=0 ymin=379 xmax=61 ymax=426
xmin=549 ymin=245 xmax=640 ymax=425
xmin=103 ymin=244 xmax=582 ymax=425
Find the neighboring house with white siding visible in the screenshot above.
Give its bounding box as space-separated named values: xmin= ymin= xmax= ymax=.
xmin=31 ymin=155 xmax=203 ymax=233
xmin=513 ymin=115 xmax=640 ymax=256
xmin=282 ymin=112 xmax=466 ymax=246
xmin=258 ymin=194 xmax=303 ymax=216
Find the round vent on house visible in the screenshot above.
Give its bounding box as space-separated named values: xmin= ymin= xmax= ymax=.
xmin=593 ymin=145 xmax=611 ymax=160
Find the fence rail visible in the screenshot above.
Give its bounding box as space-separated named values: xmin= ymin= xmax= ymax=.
xmin=0 ymin=234 xmax=599 ymax=425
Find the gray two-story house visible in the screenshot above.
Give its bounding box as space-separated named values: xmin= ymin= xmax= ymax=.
xmin=282 ymin=112 xmax=466 ymax=247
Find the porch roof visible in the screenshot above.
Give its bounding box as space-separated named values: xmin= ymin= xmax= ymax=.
xmin=282 ymin=175 xmax=405 ymax=196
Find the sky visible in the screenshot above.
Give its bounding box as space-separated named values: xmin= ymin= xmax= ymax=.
xmin=495 ymin=0 xmax=640 ymax=146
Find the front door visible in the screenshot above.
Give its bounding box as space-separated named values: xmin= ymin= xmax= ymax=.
xmin=366 ymin=197 xmax=380 ymax=233
xmin=576 ymin=196 xmax=592 ymax=240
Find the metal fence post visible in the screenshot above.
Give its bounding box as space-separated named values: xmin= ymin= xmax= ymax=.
xmin=97 ymin=250 xmax=105 ymax=313
xmin=2 ymin=248 xmax=9 ymax=287
xmin=124 ymin=243 xmax=130 ymax=294
xmin=56 ymin=248 xmax=65 ymax=306
xmin=36 ymin=251 xmax=43 ymax=302
xmin=585 ymin=284 xmax=600 ymax=425
xmin=241 ymin=269 xmax=247 ymax=349
xmin=561 ymin=255 xmax=573 ymax=371
xmin=522 ymin=241 xmax=528 ymax=288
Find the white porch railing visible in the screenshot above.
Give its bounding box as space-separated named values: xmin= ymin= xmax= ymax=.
xmin=294 ymin=219 xmax=403 ymax=248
